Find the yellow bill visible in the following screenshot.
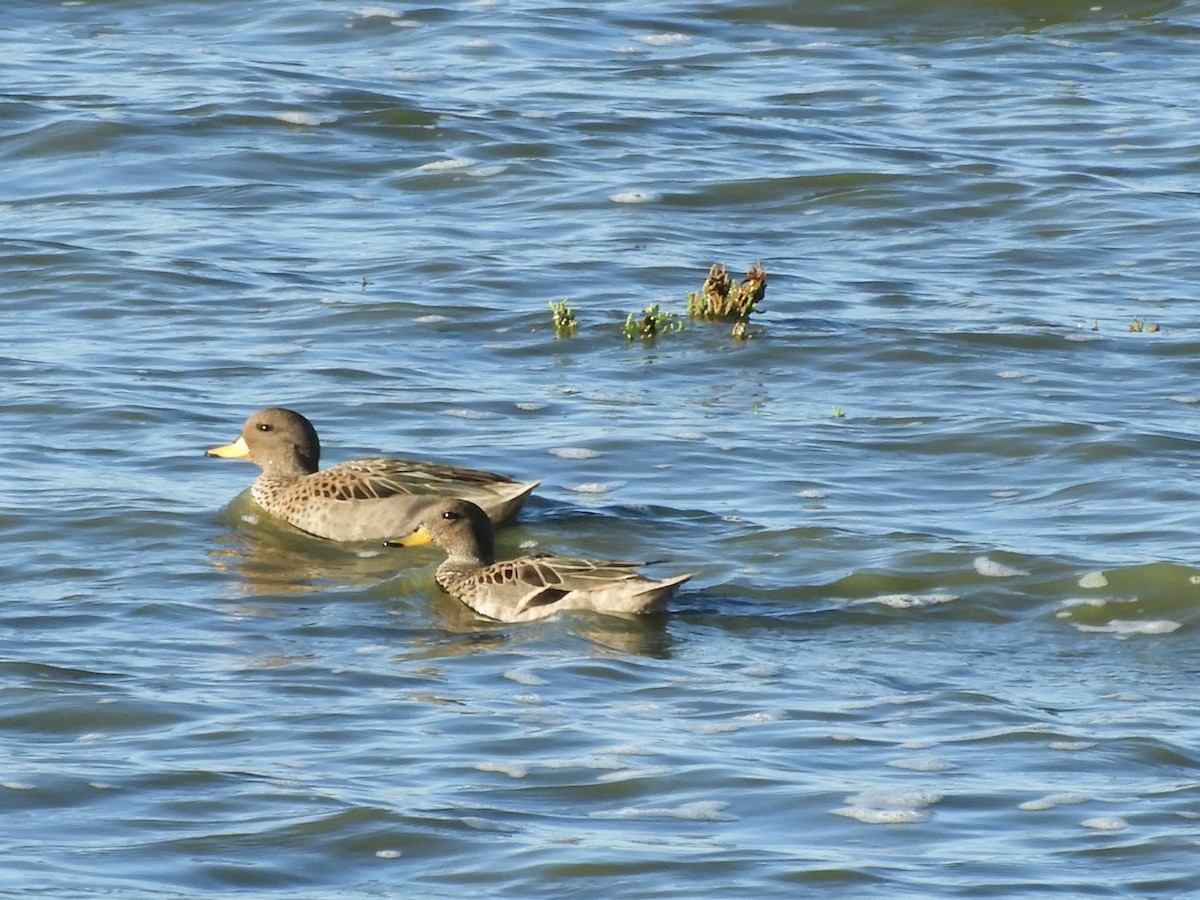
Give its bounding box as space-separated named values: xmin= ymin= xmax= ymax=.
xmin=206 ymin=436 xmax=251 ymax=459
xmin=386 ymin=525 xmax=433 ymax=548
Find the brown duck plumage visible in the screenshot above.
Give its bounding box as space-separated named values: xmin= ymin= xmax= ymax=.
xmin=388 ymin=498 xmax=692 ymax=622
xmin=206 ymin=407 xmax=538 ymax=542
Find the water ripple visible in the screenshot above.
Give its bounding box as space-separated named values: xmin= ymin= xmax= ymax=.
xmin=5 ymin=0 xmax=1200 ymax=896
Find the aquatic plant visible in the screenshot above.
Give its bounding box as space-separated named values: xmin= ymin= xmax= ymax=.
xmin=623 ymin=303 xmax=682 ymax=342
xmin=1128 ymin=317 xmax=1160 ymax=333
xmin=549 ymin=299 xmax=577 ymax=337
xmin=687 ymin=262 xmax=767 ymax=321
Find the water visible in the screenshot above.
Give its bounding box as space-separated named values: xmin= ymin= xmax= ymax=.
xmin=5 ymin=1 xmax=1200 ymax=896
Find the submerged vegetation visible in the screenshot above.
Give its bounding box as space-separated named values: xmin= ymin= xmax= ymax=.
xmin=549 ymin=299 xmax=578 ymax=338
xmin=549 ymin=261 xmax=768 ymax=345
xmin=687 ymin=262 xmax=767 ymax=321
xmin=623 ymin=303 xmax=683 ymax=342
xmin=1128 ymin=317 xmax=1160 ymax=333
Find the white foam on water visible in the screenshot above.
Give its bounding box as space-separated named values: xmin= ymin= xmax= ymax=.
xmin=353 ymin=644 xmax=388 ymax=655
xmin=442 ymin=408 xmax=499 ymax=420
xmin=1082 ymin=816 xmax=1128 ymax=831
xmin=248 ymin=344 xmax=301 ymax=357
xmin=274 ymin=111 xmax=333 ymax=126
xmin=596 ymin=766 xmax=671 ymax=783
xmin=833 ymin=806 xmax=928 ymax=825
xmin=738 ymin=710 xmax=784 ymax=725
xmin=417 ymin=157 xmax=476 ymax=172
xmin=472 ymin=763 xmax=525 ymax=777
xmin=1019 ymin=792 xmax=1088 ymax=811
xmin=610 ymin=190 xmax=660 ymax=204
xmin=1060 ymin=596 xmax=1105 ymax=608
xmin=1048 ymin=740 xmax=1097 ymax=751
xmin=1078 ymin=571 xmax=1108 ymax=588
xmin=603 ymin=744 xmax=649 ymax=757
xmin=1074 ymin=619 xmax=1180 ymax=636
xmin=833 ymin=790 xmax=940 ymax=825
xmin=846 ymin=790 xmax=942 ymax=808
xmin=503 ymin=668 xmax=547 ymax=686
xmin=887 ymin=755 xmax=956 ymax=772
xmin=550 ymin=447 xmax=599 ymax=459
xmin=476 ymin=761 xmax=528 ymax=779
xmin=543 ymin=756 xmax=622 ymax=772
xmin=594 ymin=800 xmax=733 ymax=821
xmin=356 ymin=6 xmax=400 ymax=19
xmin=637 ymin=33 xmax=690 ymax=47
xmin=974 ymin=556 xmax=1028 ymax=577
xmin=567 ymin=481 xmax=625 ymax=494
xmin=865 ymin=593 xmax=958 ymax=610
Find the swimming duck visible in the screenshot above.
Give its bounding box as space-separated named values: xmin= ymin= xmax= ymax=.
xmin=206 ymin=407 xmax=539 ymax=542
xmin=386 ymin=498 xmax=692 ymax=622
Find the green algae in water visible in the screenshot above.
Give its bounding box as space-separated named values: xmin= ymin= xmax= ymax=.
xmin=687 ymin=262 xmax=767 ymax=321
xmin=623 ymin=303 xmax=683 ymax=342
xmin=549 ymin=299 xmax=578 ymax=338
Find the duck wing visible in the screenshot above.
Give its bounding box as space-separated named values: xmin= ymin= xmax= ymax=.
xmin=444 ymin=555 xmax=687 ymax=622
xmin=335 ymin=456 xmax=519 ymax=498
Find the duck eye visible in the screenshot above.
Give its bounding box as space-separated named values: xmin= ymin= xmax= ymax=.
xmin=441 ymin=510 xmax=459 ymax=521
xmin=257 ymin=423 xmax=273 ymax=432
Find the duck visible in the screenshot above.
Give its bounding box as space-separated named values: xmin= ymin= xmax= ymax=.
xmin=386 ymin=498 xmax=693 ymax=622
xmin=206 ymin=407 xmax=539 ymax=542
